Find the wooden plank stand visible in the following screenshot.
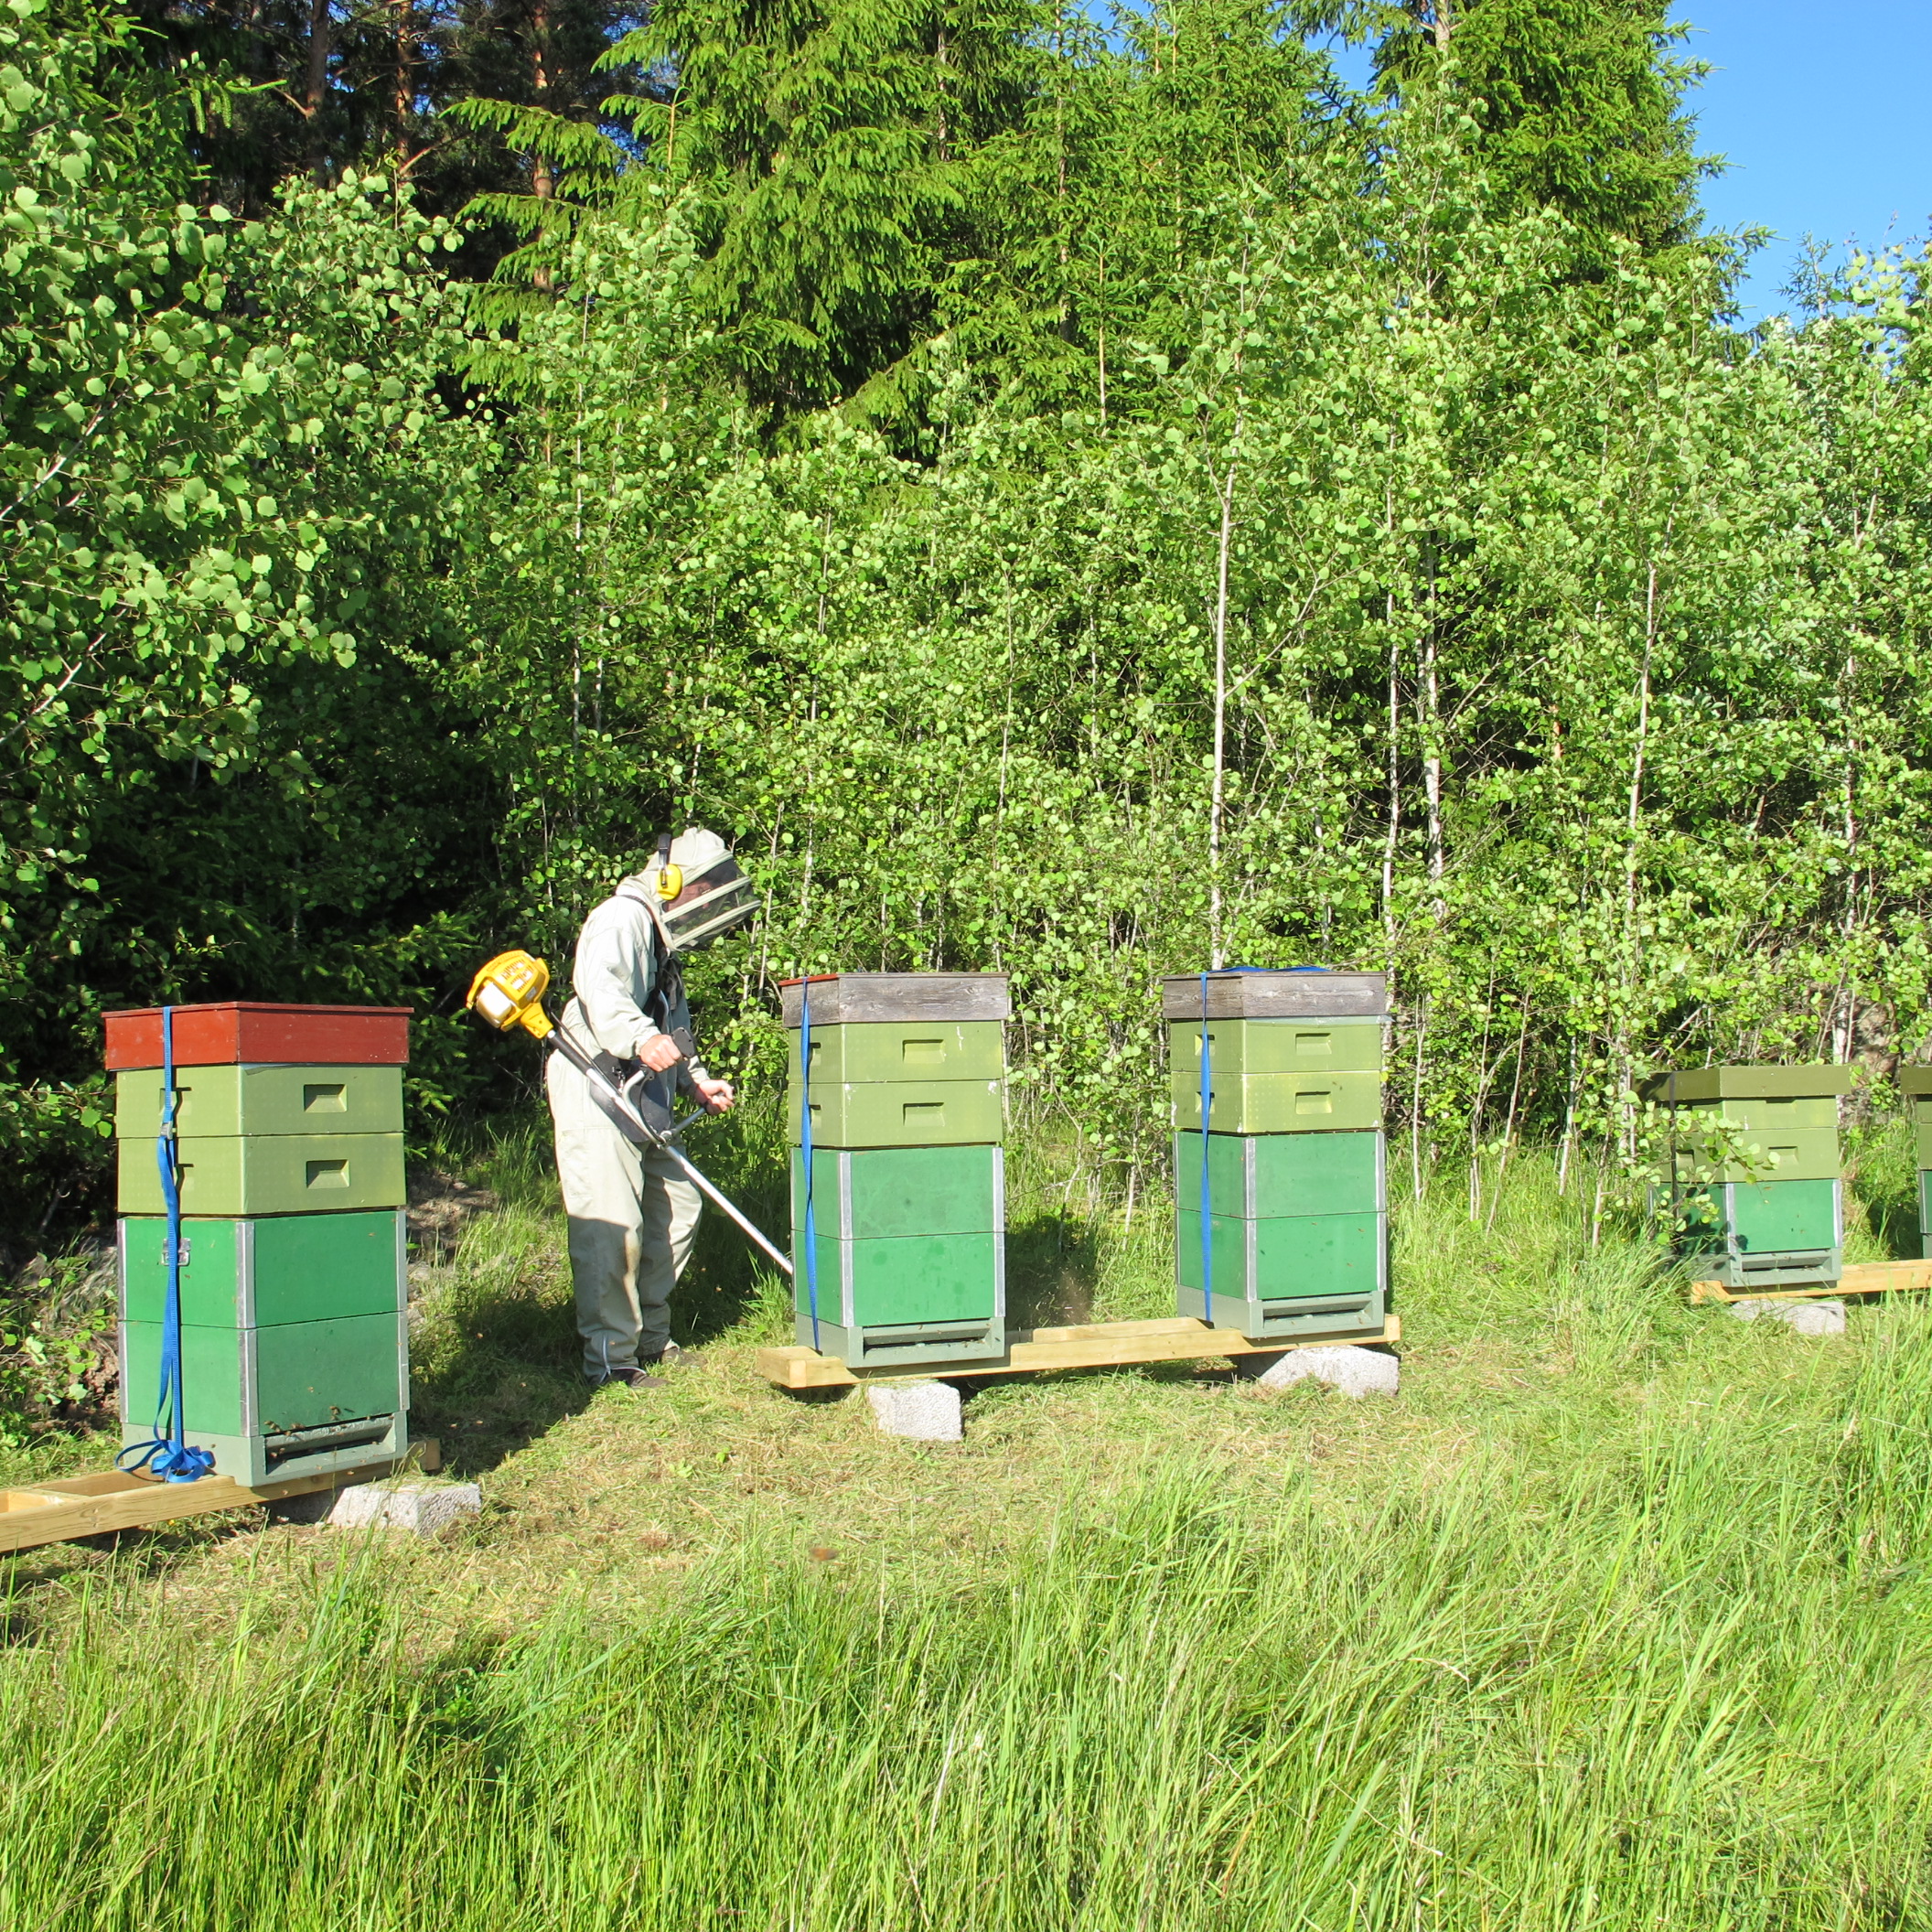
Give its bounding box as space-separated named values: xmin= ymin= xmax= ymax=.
xmin=1689 ymin=1259 xmax=1932 ymax=1305
xmin=758 ymin=1313 xmax=1401 ymax=1390
xmin=0 ymin=1442 xmax=438 ymax=1557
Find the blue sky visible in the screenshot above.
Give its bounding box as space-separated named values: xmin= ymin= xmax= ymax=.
xmin=1683 ymin=1 xmax=1932 ymax=322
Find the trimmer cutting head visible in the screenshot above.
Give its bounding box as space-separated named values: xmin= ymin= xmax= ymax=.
xmin=467 ymin=950 xmax=555 ymax=1038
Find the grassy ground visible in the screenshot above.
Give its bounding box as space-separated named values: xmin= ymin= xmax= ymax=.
xmin=2 ymin=1117 xmax=1929 ymax=1927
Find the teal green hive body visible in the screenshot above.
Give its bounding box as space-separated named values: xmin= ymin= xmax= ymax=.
xmin=119 ymin=1211 xmax=404 ymax=1326
xmin=1657 ymin=1177 xmax=1842 ymax=1289
xmin=789 ymin=1144 xmax=1005 ymax=1368
xmin=120 ymin=1312 xmax=407 ymax=1487
xmin=1175 ymin=1131 xmax=1383 ymax=1218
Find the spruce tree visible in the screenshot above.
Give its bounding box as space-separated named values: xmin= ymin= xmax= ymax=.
xmin=1368 ymin=0 xmax=1710 ymax=267
xmin=605 ymin=0 xmax=1035 ymax=411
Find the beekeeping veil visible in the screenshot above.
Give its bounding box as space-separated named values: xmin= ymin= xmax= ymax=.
xmin=639 ymin=827 xmax=757 ymax=953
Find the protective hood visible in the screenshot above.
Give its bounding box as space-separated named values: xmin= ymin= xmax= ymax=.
xmin=626 ymin=827 xmax=758 ymax=953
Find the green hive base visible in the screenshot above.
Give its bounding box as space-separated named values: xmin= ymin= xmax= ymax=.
xmin=1175 ymin=1210 xmax=1387 ymax=1339
xmin=789 ymin=1144 xmax=1004 ymax=1368
xmin=1659 ymin=1177 xmax=1843 ymax=1288
xmin=120 ymin=1311 xmax=407 ymax=1487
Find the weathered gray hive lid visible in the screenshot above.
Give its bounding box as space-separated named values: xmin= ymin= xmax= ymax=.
xmin=1160 ymin=969 xmax=1389 ymax=1021
xmin=780 ymin=973 xmax=1011 ymax=1027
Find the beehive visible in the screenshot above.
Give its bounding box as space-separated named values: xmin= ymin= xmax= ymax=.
xmin=781 ymin=975 xmax=1009 ymax=1368
xmin=107 ymin=1002 xmax=411 ymax=1486
xmin=1163 ymin=971 xmax=1390 ymax=1343
xmin=1640 ymin=1065 xmax=1852 ymax=1290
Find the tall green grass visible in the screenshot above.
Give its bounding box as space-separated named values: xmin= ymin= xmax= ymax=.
xmin=6 ymin=1311 xmax=1932 ymax=1928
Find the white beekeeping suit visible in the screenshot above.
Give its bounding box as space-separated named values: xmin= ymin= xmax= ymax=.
xmin=546 ymin=830 xmax=750 ymax=1386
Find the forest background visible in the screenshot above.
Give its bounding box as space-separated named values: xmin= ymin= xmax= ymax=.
xmin=5 ymin=0 xmax=1931 ymax=1257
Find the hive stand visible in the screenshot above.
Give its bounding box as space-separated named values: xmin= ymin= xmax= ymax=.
xmin=757 ymin=1312 xmax=1401 ymax=1390
xmin=1688 ymin=1260 xmax=1932 ymax=1305
xmin=0 ymin=1443 xmax=437 ymax=1557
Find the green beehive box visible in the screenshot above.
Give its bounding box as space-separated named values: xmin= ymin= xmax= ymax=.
xmin=115 ymin=1064 xmax=403 ymax=1140
xmin=1175 ymin=1211 xmax=1387 ymax=1340
xmin=120 ymin=1311 xmax=407 ymax=1487
xmin=791 ymin=1233 xmax=1004 ymax=1368
xmin=1669 ymin=1125 xmax=1839 ymax=1185
xmin=787 ymin=1079 xmax=1004 ymax=1149
xmin=790 ymin=1144 xmax=1002 ymax=1240
xmin=1175 ymin=1131 xmax=1383 ymax=1219
xmin=1172 ymin=1069 xmax=1381 ymax=1135
xmin=1919 ymin=1170 xmax=1931 ymax=1241
xmin=119 ymin=1212 xmax=404 ymax=1327
xmin=1169 ymin=1016 xmax=1385 ymax=1079
xmin=1675 ymin=1177 xmax=1841 ymax=1252
xmin=794 ymin=1229 xmax=1001 ymax=1330
xmin=790 ymin=1021 xmax=1004 ymax=1086
xmin=1661 ymin=1177 xmax=1842 ymax=1287
xmin=117 ymin=1132 xmax=406 ymax=1217
xmin=1669 ymin=1094 xmax=1839 ymax=1133
xmin=1176 ymin=1209 xmax=1386 ymax=1301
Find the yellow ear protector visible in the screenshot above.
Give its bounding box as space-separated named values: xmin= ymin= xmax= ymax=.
xmin=650 ymin=831 xmax=683 ymax=903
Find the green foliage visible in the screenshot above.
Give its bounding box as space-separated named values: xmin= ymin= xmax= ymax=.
xmin=602 ymin=0 xmax=1036 ymax=406
xmin=9 ymin=0 xmax=1932 ymax=1255
xmin=0 ymin=0 xmax=497 ymax=1228
xmin=0 ymin=1245 xmax=113 ymax=1444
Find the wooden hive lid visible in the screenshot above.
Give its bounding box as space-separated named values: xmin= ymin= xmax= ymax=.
xmin=1159 ymin=970 xmax=1389 ymax=1021
xmin=1637 ymin=1064 xmax=1853 ymax=1103
xmin=103 ymin=1002 xmax=412 ymax=1070
xmin=1898 ymin=1066 xmax=1932 ymax=1100
xmin=778 ymin=973 xmax=1011 ymax=1026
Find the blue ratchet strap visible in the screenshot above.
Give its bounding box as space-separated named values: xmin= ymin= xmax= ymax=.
xmin=1199 ymin=972 xmax=1213 ymax=1326
xmin=800 ymin=985 xmax=821 ymax=1351
xmin=116 ymin=1005 xmax=214 ymax=1483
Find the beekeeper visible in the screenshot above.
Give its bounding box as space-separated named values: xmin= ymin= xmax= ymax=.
xmin=546 ymin=828 xmax=759 ymax=1389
